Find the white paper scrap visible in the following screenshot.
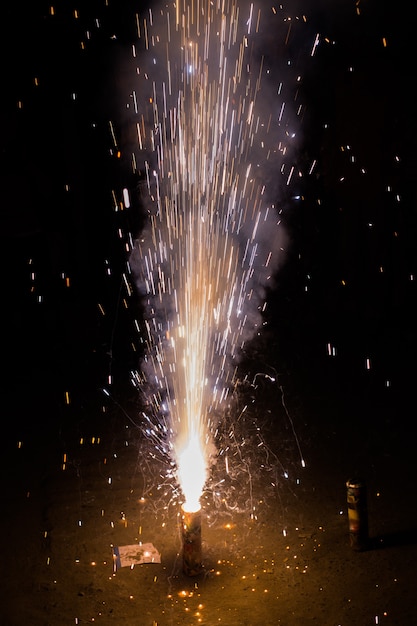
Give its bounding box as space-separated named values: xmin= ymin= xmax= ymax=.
xmin=112 ymin=543 xmax=161 ymax=570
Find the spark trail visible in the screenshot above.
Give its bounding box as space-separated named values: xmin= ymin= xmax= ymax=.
xmin=128 ymin=1 xmax=298 ymax=511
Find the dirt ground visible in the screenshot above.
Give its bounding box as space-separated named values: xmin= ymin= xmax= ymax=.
xmin=2 ymin=341 xmax=416 ymax=626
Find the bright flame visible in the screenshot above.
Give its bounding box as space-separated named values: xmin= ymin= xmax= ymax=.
xmin=177 ymin=431 xmax=207 ymax=512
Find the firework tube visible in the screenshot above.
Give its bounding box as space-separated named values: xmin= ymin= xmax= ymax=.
xmin=346 ymin=478 xmax=368 ymax=551
xmin=181 ymin=506 xmax=203 ymax=576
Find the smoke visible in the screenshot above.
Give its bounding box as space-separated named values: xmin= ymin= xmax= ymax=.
xmin=123 ymin=1 xmax=306 ymax=449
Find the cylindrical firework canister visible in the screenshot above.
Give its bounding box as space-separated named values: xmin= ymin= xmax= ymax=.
xmin=181 ymin=507 xmax=202 ymax=576
xmin=346 ymin=478 xmax=368 ymax=551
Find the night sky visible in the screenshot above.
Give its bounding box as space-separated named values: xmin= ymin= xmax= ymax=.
xmin=2 ymin=0 xmax=416 ymax=449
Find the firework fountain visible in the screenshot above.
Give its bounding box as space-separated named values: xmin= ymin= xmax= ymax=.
xmin=126 ymin=0 xmax=300 ymax=572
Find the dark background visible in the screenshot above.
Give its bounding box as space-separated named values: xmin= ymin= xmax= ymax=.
xmin=2 ymin=0 xmax=415 ymax=499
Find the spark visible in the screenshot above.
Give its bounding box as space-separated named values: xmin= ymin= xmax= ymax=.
xmin=128 ymin=0 xmax=299 ymax=511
